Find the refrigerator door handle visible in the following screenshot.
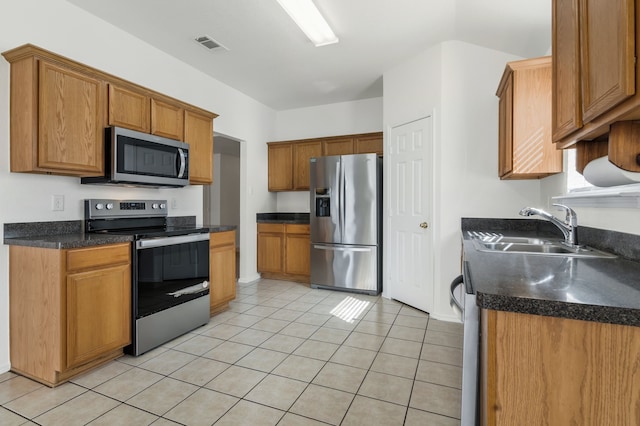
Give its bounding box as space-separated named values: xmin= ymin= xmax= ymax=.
xmin=340 ymin=158 xmax=345 ymax=242
xmin=313 ymin=245 xmax=372 ymax=252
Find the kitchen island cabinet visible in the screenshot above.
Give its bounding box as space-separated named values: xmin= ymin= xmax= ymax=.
xmin=257 ymin=223 xmax=310 ymax=283
xmin=481 ymin=309 xmax=640 ymax=425
xmin=209 ymin=230 xmax=237 ymax=315
xmin=9 ymin=242 xmax=131 ymax=387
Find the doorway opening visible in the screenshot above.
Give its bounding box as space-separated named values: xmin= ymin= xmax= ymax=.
xmin=204 ymin=133 xmax=241 ymax=277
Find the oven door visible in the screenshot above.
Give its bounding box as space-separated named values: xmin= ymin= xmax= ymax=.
xmin=134 ymin=233 xmax=210 ymax=319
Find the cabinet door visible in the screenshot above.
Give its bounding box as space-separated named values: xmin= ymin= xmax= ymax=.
xmin=108 ymin=84 xmax=150 ymax=132
xmin=323 ymin=137 xmax=354 ymax=156
xmin=257 ymin=229 xmax=284 ymax=273
xmin=579 ymin=0 xmax=635 ymax=123
xmin=38 ymin=61 xmax=106 ymax=175
xmin=268 ymin=143 xmax=293 ymax=191
xmin=210 ymin=243 xmax=236 ymax=314
xmin=151 ymin=98 xmax=184 ymax=140
xmin=293 ymin=141 xmax=323 ymax=190
xmin=354 ymin=134 xmax=383 ymax=155
xmin=285 ymin=233 xmax=310 ymax=276
xmin=66 ymin=264 xmax=131 ymax=368
xmin=498 ymin=74 xmax=514 ymax=177
xmin=552 ymin=0 xmax=583 ymax=140
xmin=185 ymin=109 xmax=214 ymax=185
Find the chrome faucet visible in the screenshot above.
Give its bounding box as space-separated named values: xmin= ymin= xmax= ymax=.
xmin=519 ymin=203 xmax=579 ymax=246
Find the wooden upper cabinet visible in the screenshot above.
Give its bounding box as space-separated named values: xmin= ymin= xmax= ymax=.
xmin=108 ymin=84 xmax=150 ymax=133
xmin=293 ymin=141 xmax=323 ymax=190
xmin=552 ymin=0 xmax=582 ymax=140
xmin=497 ymin=57 xmax=562 ymax=179
xmin=4 ymin=49 xmax=107 ymax=176
xmin=151 ymin=98 xmax=184 ymax=140
xmin=268 ymin=143 xmax=293 ymax=191
xmin=185 ymin=109 xmax=215 ymax=185
xmin=354 ymin=134 xmax=383 ymax=155
xmin=498 ymin=73 xmax=514 ymax=177
xmin=579 ymin=0 xmax=635 ymax=123
xmin=323 ymin=137 xmax=354 ymax=156
xmin=552 ymin=0 xmax=637 ymax=146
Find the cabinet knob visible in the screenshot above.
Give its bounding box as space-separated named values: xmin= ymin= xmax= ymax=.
xmin=419 ymin=222 xmax=429 ymax=229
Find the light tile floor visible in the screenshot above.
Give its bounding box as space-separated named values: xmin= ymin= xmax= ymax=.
xmin=0 ymin=279 xmax=463 ymax=426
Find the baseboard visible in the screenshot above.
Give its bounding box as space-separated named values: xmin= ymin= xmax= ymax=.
xmin=431 ymin=312 xmax=462 ymax=324
xmin=0 ymin=363 xmax=10 ymax=375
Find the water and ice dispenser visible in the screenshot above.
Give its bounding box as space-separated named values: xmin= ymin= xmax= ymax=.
xmin=315 ymin=188 xmax=330 ymax=217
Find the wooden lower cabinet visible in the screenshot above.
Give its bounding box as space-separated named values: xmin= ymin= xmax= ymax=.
xmin=257 ymin=223 xmax=310 ymax=283
xmin=481 ymin=309 xmax=640 ymax=425
xmin=9 ymin=243 xmax=131 ymax=386
xmin=209 ymin=230 xmax=237 ymax=315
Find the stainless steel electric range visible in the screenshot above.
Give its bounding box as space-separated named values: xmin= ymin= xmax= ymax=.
xmin=85 ymin=199 xmax=210 ymax=356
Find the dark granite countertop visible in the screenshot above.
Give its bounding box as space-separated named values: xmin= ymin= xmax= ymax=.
xmin=257 ymin=212 xmax=310 ymax=224
xmin=462 ymin=218 xmax=640 ymax=327
xmin=4 ymin=219 xmax=236 ymax=249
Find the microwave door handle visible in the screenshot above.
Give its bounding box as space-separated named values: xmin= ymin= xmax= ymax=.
xmin=177 ymin=148 xmax=187 ymax=178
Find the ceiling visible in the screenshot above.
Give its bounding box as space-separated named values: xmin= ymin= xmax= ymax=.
xmin=67 ymin=0 xmax=551 ymax=111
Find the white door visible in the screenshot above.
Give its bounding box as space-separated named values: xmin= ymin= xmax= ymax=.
xmin=385 ymin=117 xmax=433 ymax=313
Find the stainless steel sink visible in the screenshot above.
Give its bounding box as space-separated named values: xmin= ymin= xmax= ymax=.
xmin=470 ymin=236 xmax=616 ymax=258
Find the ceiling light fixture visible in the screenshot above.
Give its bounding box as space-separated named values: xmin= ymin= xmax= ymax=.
xmin=276 ymin=0 xmax=339 ymax=47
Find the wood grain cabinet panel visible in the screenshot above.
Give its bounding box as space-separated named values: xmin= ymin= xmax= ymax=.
xmin=496 ymin=57 xmax=562 ymax=179
xmin=185 ymin=109 xmax=215 ymax=185
xmin=268 ymin=143 xmax=293 ymax=191
xmin=108 ymin=84 xmax=150 ymax=132
xmin=323 ymin=137 xmax=354 ymax=156
xmin=9 ymin=243 xmax=131 ymax=386
xmin=481 ymin=309 xmax=640 ymax=425
xmin=552 ymin=0 xmax=639 ymax=147
xmin=209 ymin=230 xmax=237 ymax=315
xmin=354 ymin=134 xmax=383 ymax=155
xmin=4 ymin=49 xmax=107 ymax=176
xmin=257 ymin=223 xmax=310 ymax=283
xmin=293 ymin=141 xmax=323 ymax=190
xmin=151 ymin=98 xmax=184 ymax=140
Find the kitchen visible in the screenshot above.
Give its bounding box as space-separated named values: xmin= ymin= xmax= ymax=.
xmin=1 ymin=0 xmax=640 ymax=425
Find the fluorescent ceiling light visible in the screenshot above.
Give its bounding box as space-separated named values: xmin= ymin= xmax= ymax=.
xmin=276 ymin=0 xmax=339 ymax=47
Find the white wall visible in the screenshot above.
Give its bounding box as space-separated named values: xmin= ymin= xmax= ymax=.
xmin=274 ymin=98 xmax=384 ymax=212
xmin=384 ymin=41 xmax=544 ymax=321
xmin=0 ymin=0 xmax=276 ymax=373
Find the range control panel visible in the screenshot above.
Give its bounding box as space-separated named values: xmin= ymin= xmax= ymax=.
xmin=84 ymin=199 xmax=168 ymax=219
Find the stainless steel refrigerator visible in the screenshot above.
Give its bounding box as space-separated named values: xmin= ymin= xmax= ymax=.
xmin=310 ymin=153 xmax=382 ymax=295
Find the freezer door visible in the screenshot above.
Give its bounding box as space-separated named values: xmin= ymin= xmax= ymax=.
xmin=310 ymin=156 xmax=341 ymax=244
xmin=310 ymin=243 xmax=379 ymax=294
xmin=342 ymin=154 xmax=379 ymax=246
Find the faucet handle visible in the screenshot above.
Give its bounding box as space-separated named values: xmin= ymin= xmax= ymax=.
xmin=552 ymin=203 xmax=577 ymax=225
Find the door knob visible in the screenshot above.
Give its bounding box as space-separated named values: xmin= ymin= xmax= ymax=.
xmin=419 ymin=222 xmax=429 ymax=229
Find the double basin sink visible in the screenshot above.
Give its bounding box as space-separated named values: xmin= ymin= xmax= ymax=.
xmin=469 ymin=233 xmax=616 ymax=259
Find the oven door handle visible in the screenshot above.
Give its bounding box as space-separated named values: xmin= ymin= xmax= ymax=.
xmin=450 ymin=274 xmax=464 ymax=312
xmin=136 ymin=232 xmax=210 ymax=249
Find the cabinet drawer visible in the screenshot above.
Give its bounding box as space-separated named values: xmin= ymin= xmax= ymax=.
xmin=258 ymin=223 xmax=285 ymax=233
xmin=210 ymin=230 xmax=236 ymax=247
xmin=67 ymin=243 xmax=130 ymax=272
xmin=286 ymin=224 xmax=310 ymax=234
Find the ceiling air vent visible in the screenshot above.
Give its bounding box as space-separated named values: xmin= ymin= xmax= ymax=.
xmin=195 ymin=35 xmax=228 ymax=51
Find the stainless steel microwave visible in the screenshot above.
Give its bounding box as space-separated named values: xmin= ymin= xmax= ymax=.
xmin=81 ymin=126 xmax=190 ymax=188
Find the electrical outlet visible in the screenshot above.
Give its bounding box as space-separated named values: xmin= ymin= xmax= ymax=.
xmin=52 ymin=195 xmax=64 ymax=211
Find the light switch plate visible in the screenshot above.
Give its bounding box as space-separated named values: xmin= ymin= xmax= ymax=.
xmin=52 ymin=195 xmax=64 ymax=211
